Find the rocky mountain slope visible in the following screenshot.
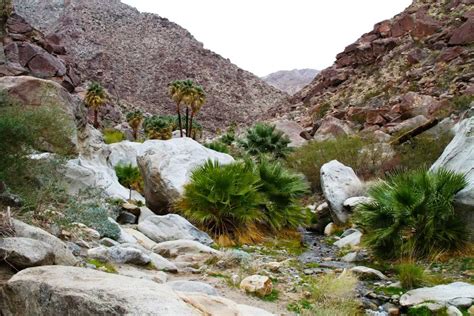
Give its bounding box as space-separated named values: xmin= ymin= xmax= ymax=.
xmin=278 ymin=0 xmax=473 ymax=136
xmin=262 ymin=68 xmax=319 ymax=95
xmin=13 ymin=0 xmax=289 ymax=131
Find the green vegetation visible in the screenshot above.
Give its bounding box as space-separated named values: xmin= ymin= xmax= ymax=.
xmin=451 ymin=95 xmax=474 ymax=112
xmin=178 ymin=159 xmax=309 ymax=245
xmin=239 ymin=123 xmax=291 ymax=158
xmin=355 ymin=168 xmax=468 ymax=259
xmin=288 ymin=135 xmax=390 ymax=191
xmin=258 ymin=157 xmax=310 ymax=231
xmin=397 ymin=263 xmax=425 ymax=289
xmin=85 ymin=81 xmax=107 ymax=128
xmin=178 ymin=160 xmax=264 ymax=245
xmin=260 ymin=289 xmax=280 ymax=302
xmin=205 ymin=141 xmax=230 ymax=153
xmin=86 ymin=259 xmax=118 ymax=273
xmin=103 ymin=128 xmax=125 ymax=144
xmin=114 ymin=163 xmax=143 ymax=200
xmin=65 ymin=197 xmax=120 ymax=240
xmin=312 ymin=102 xmax=331 ymax=120
xmin=143 ymin=116 xmax=173 ymax=140
xmin=126 ymin=110 xmax=143 ymax=140
xmin=395 ymin=131 xmax=453 ymax=171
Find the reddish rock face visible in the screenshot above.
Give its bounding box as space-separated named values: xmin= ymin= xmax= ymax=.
xmin=6 ymin=13 xmax=32 ymax=34
xmin=391 ymin=14 xmax=415 ymax=37
xmin=412 ymin=16 xmax=441 ymax=38
xmin=449 ymin=18 xmax=474 ymax=45
xmin=28 ymin=54 xmax=66 ymax=78
xmin=437 ymin=46 xmax=467 ymax=62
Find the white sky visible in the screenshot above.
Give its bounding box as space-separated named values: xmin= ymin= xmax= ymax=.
xmin=121 ymin=0 xmax=412 ymax=77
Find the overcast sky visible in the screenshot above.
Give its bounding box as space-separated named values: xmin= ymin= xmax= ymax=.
xmin=121 ymin=0 xmax=412 ymax=77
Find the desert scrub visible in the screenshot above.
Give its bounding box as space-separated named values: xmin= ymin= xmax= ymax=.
xmin=103 ymin=128 xmax=125 ymax=144
xmin=451 ymin=95 xmax=474 ymax=112
xmin=65 ymin=198 xmax=120 ymax=240
xmin=239 ymin=123 xmax=291 ymax=158
xmin=303 ymin=272 xmax=361 ymax=316
xmin=354 ymin=168 xmax=468 ymax=259
xmin=143 ymin=116 xmax=173 ymax=140
xmin=394 ymin=131 xmax=453 ymax=171
xmin=397 ymin=263 xmax=425 ymax=289
xmin=287 ymin=134 xmax=390 ymax=191
xmin=87 ymin=259 xmax=118 ymax=273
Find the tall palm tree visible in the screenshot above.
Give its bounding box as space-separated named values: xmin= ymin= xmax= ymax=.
xmin=85 ymin=82 xmax=107 ymax=128
xmin=188 ymin=85 xmax=206 ymax=138
xmin=168 ymin=80 xmax=185 ymax=137
xmin=126 ymin=110 xmax=143 ymax=140
xmin=181 ymin=79 xmax=195 ymax=137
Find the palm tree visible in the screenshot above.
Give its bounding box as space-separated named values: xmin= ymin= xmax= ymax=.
xmin=126 ymin=110 xmax=143 ymax=140
xmin=188 ymin=85 xmax=206 ymax=138
xmin=181 ymin=79 xmax=195 ymax=137
xmin=85 ymin=82 xmax=107 ymax=128
xmin=115 ymin=163 xmax=142 ymax=200
xmin=168 ymin=80 xmax=185 ymax=137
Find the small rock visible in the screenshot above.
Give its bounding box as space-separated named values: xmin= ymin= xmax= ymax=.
xmin=265 ymin=261 xmax=281 ymax=272
xmin=117 ymin=211 xmax=137 ymax=224
xmin=324 ymin=222 xmax=336 ymax=236
xmin=0 ymin=237 xmax=54 ymax=269
xmin=468 ymin=305 xmax=474 ymax=315
xmin=341 ymin=252 xmax=358 ymax=262
xmin=240 ymin=275 xmax=273 ymax=297
xmin=350 ymin=266 xmax=388 ymax=280
xmin=87 ymin=245 xmax=151 ymax=265
xmin=334 ymin=230 xmax=362 ymax=248
xmin=99 ymin=238 xmax=120 ymax=247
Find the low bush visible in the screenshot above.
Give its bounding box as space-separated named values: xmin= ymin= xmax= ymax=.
xmin=178 ymin=159 xmax=310 ymax=245
xmin=239 ymin=123 xmax=291 ymax=158
xmin=143 ymin=116 xmax=173 ymax=140
xmin=355 ymin=168 xmax=468 ymax=259
xmin=397 ymin=263 xmax=425 ymax=289
xmin=451 ymin=95 xmax=474 ymax=112
xmin=394 ymin=131 xmax=453 ymax=171
xmin=65 ymin=200 xmax=120 ymax=240
xmin=258 ymin=158 xmax=310 ymax=230
xmin=103 ymin=128 xmax=125 ymax=144
xmin=178 ymin=160 xmax=265 ymax=245
xmin=287 ymin=135 xmax=391 ymax=191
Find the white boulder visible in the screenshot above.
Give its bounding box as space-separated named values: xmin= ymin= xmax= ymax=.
xmin=0 ymin=237 xmax=54 ymax=269
xmin=320 ymin=160 xmax=365 ymax=224
xmin=400 ymin=282 xmax=474 ymax=307
xmin=240 ymin=275 xmax=273 ymax=297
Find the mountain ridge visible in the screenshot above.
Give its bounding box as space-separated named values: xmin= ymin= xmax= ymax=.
xmin=262 ymin=68 xmax=319 ymax=95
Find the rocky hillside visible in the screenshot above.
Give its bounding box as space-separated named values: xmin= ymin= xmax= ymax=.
xmin=278 ymin=0 xmax=473 ymax=136
xmin=262 ymin=69 xmax=319 ymax=95
xmin=13 ymin=0 xmax=289 ymax=131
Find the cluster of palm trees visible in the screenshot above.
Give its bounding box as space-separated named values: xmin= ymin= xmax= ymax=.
xmin=168 ymin=79 xmax=206 ymax=138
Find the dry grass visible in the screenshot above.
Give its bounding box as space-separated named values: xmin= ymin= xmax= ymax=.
xmin=0 ymin=207 xmax=15 ymax=238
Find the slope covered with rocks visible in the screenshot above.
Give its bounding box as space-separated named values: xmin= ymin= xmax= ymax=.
xmin=278 ymin=0 xmax=473 ymax=137
xmin=262 ymin=68 xmax=319 ymax=95
xmin=13 ymin=0 xmax=289 ymax=131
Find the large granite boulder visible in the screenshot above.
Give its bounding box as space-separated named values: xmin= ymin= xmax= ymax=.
xmin=138 ymin=214 xmax=213 ymax=246
xmin=12 ymin=219 xmax=78 ymax=266
xmin=320 ymin=160 xmax=365 ymax=224
xmin=137 ymin=138 xmax=234 ymax=212
xmin=0 ymin=266 xmax=273 ymax=315
xmin=87 ymin=245 xmax=151 ymax=265
xmin=0 ymin=237 xmax=54 ymax=269
xmin=400 ymin=282 xmax=474 ymax=307
xmin=431 ymin=117 xmax=474 ymax=240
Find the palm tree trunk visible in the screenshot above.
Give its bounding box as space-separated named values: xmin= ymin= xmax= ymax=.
xmin=132 ymin=128 xmax=137 ymax=140
xmin=177 ymin=102 xmax=184 ymax=137
xmin=185 ymin=107 xmax=189 ymax=137
xmin=93 ymin=109 xmax=99 ymax=128
xmin=189 ymin=113 xmax=194 ymax=139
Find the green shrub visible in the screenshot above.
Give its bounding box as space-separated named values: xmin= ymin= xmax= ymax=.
xmin=395 ymin=131 xmax=453 ymax=171
xmin=257 ymin=158 xmax=310 ymax=230
xmin=205 ymin=141 xmax=230 ymax=154
xmin=65 ymin=201 xmax=120 ymax=240
xmin=103 ymin=128 xmax=125 ymax=144
xmin=397 ymin=263 xmax=425 ymax=289
xmin=288 ymin=135 xmax=390 ymax=191
xmin=239 ymin=123 xmax=291 ymax=158
xmin=451 ymin=95 xmax=474 ymax=112
xmin=178 ymin=160 xmax=265 ymax=245
xmin=355 ymin=168 xmax=468 ymax=259
xmin=114 ymin=163 xmax=143 ymax=200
